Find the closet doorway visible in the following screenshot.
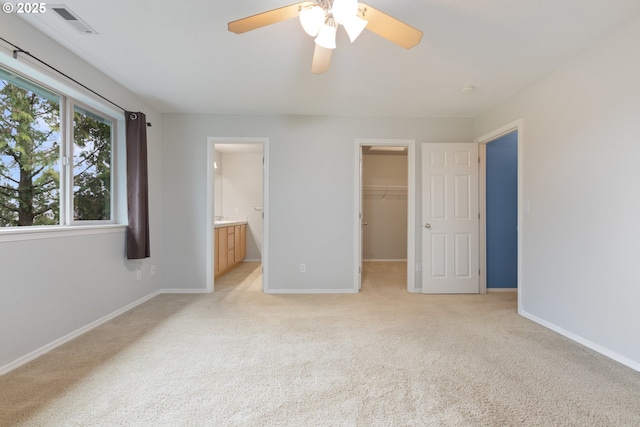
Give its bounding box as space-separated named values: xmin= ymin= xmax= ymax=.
xmin=354 ymin=139 xmax=416 ymax=292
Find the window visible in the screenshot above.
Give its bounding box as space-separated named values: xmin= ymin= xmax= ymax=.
xmin=72 ymin=106 xmax=112 ymax=222
xmin=0 ymin=66 xmax=116 ymax=228
xmin=0 ymin=68 xmax=61 ymax=226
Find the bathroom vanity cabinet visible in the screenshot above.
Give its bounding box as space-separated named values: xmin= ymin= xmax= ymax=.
xmin=214 ymin=223 xmax=247 ymax=278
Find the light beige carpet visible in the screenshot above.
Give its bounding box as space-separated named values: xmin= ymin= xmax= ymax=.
xmin=1 ymin=262 xmax=640 ymax=426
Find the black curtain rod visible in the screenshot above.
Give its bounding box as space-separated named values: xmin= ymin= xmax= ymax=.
xmin=0 ymin=36 xmax=151 ymax=127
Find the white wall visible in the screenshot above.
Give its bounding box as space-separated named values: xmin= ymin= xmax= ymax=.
xmin=362 ymin=154 xmax=408 ymax=260
xmin=474 ymin=15 xmax=640 ymax=368
xmin=221 ymin=151 xmax=263 ymax=261
xmin=162 ymin=115 xmax=472 ymax=292
xmin=0 ymin=13 xmax=163 ymax=371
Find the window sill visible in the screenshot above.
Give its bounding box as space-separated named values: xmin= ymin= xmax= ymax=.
xmin=0 ymin=224 xmax=127 ymax=243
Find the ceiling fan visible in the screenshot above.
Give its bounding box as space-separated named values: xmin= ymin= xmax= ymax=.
xmin=228 ymin=0 xmax=423 ymax=74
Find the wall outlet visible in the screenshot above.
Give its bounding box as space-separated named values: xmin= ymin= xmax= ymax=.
xmin=136 ymin=269 xmax=142 ymax=281
xmin=300 ymin=263 xmax=306 ymax=273
xmin=416 ymin=263 xmax=422 ymax=272
xmin=150 ymin=265 xmax=156 ymax=275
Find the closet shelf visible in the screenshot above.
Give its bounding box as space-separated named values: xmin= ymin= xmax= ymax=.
xmin=363 ymin=185 xmax=407 ymax=200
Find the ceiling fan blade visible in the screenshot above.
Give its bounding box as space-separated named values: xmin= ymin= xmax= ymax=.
xmin=228 ymin=2 xmax=314 ymax=34
xmin=358 ymin=3 xmax=423 ymax=49
xmin=311 ymin=44 xmax=332 ymax=74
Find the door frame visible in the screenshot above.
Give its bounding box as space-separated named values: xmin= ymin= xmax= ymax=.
xmin=206 ymin=137 xmax=270 ymax=293
xmin=475 ymin=120 xmax=523 ymax=308
xmin=353 ymin=138 xmax=416 ymax=292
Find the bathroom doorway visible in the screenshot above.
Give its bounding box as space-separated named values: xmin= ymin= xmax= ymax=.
xmin=207 ymin=137 xmax=269 ymax=292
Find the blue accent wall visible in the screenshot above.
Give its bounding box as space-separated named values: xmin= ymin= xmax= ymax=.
xmin=486 ymin=132 xmax=518 ymax=288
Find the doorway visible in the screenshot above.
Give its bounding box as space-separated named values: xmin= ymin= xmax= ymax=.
xmin=206 ymin=137 xmax=269 ymax=293
xmin=476 ymin=120 xmax=523 ymax=308
xmin=354 ymin=139 xmax=416 ymax=292
xmin=485 ymin=131 xmax=518 ymax=291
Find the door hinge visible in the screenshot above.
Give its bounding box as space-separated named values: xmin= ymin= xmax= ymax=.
xmin=61 ymin=156 xmax=69 ymax=166
xmin=359 ymin=266 xmax=362 ymax=274
xmin=479 ymin=269 xmax=481 ymax=276
xmin=478 ymin=212 xmax=480 ymax=220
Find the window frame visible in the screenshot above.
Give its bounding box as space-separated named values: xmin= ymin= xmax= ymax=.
xmin=0 ymin=53 xmax=124 ymax=239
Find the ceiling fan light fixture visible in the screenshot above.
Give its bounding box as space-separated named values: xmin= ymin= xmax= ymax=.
xmin=343 ymin=15 xmax=368 ymax=42
xmin=315 ymin=18 xmax=337 ymax=49
xmin=332 ymin=0 xmax=358 ymax=25
xmin=228 ymin=1 xmax=423 ymax=73
xmin=299 ymin=5 xmax=325 ymax=37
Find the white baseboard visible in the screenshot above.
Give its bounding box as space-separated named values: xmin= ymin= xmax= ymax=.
xmin=520 ymin=310 xmax=640 ymax=373
xmin=0 ymin=290 xmax=162 ymax=376
xmin=487 ymin=288 xmax=518 ymax=292
xmin=243 ymin=259 xmax=261 ymax=263
xmin=0 ymin=287 xmax=218 ymax=375
xmin=266 ymin=288 xmax=358 ymax=294
xmin=363 ymin=259 xmax=407 ymax=262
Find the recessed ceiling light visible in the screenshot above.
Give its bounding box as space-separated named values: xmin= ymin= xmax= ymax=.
xmin=460 ymin=86 xmax=476 ymax=95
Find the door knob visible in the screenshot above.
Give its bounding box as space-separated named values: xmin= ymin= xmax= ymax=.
xmin=362 ymin=222 xmax=368 ymax=226
xmin=424 ymin=223 xmax=431 ymax=229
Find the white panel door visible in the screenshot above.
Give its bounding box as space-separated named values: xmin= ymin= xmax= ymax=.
xmin=422 ymin=143 xmax=479 ymax=293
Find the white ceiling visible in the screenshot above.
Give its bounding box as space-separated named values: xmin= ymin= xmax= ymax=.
xmin=15 ymin=0 xmax=640 ymax=118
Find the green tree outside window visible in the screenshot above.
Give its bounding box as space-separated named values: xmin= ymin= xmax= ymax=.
xmin=0 ymin=77 xmax=60 ymax=226
xmin=0 ymin=70 xmax=113 ymax=227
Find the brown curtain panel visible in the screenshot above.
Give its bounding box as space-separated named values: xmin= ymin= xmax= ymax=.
xmin=125 ymin=112 xmax=150 ymax=259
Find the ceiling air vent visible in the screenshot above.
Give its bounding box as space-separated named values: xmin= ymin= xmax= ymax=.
xmin=50 ymin=4 xmax=98 ymax=35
